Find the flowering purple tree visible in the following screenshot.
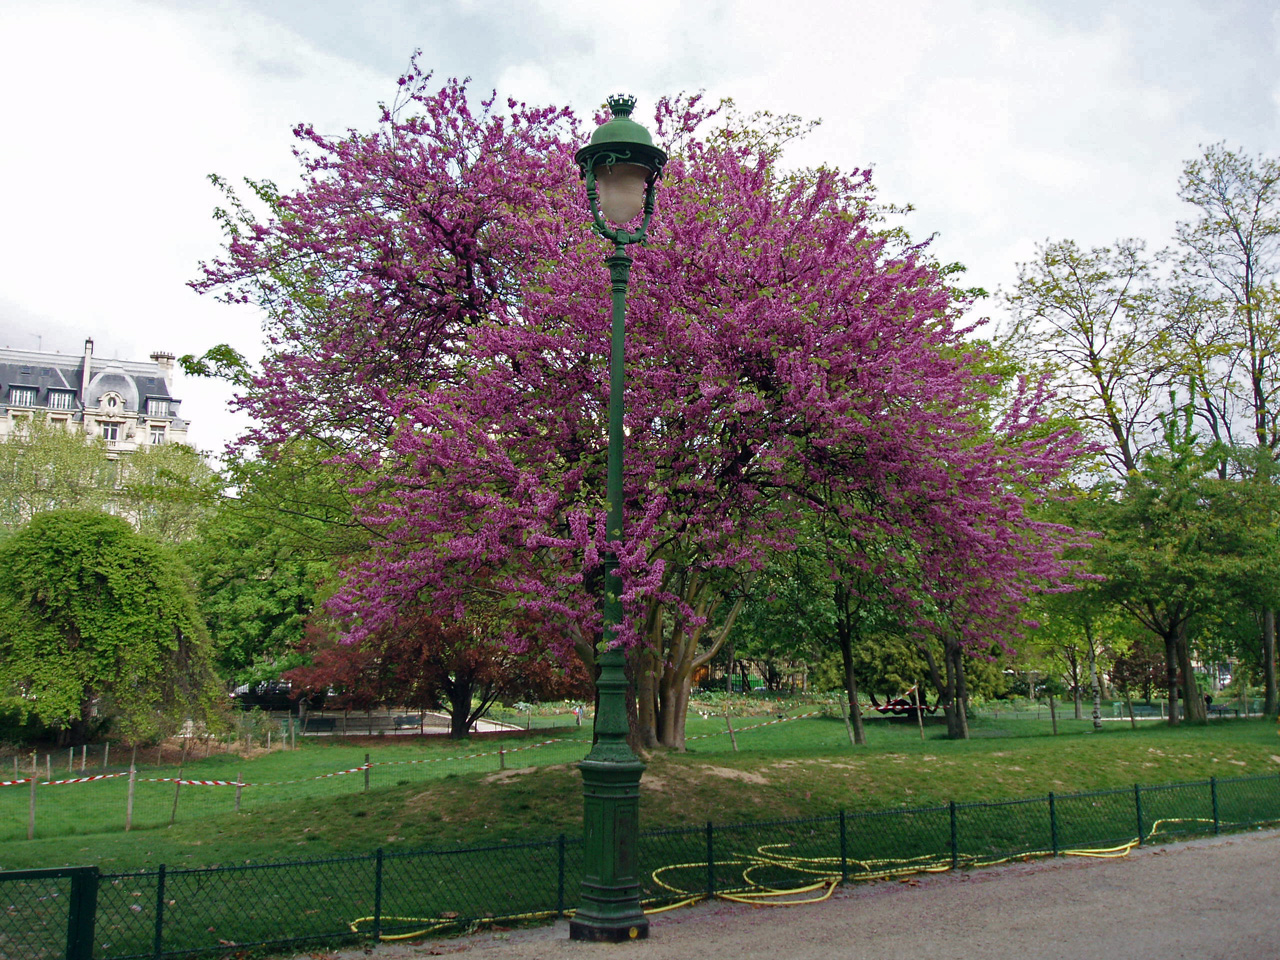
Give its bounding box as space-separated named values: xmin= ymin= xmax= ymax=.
xmin=196 ymin=62 xmax=1087 ymax=747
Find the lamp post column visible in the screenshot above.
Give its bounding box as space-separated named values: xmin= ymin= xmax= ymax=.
xmin=569 ymin=243 xmax=649 ymax=942
xmin=570 ymin=92 xmax=666 ymax=944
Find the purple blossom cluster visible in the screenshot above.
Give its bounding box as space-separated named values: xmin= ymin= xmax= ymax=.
xmin=194 ymin=63 xmax=1088 ymax=743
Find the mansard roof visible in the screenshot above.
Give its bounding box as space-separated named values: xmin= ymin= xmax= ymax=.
xmin=0 ymin=345 xmax=184 ymax=424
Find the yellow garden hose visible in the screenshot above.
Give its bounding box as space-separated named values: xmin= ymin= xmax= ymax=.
xmin=347 ymin=816 xmax=1256 ymax=941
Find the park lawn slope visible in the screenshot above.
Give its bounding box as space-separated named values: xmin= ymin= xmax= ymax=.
xmin=3 ymin=717 xmax=1278 ymax=872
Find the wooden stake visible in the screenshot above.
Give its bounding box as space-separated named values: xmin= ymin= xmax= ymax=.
xmin=45 ymin=754 xmax=51 ymax=781
xmin=103 ymin=742 xmax=109 ymax=769
xmin=725 ymin=712 xmax=739 ymax=752
xmin=169 ymin=766 xmax=183 ymax=826
xmin=235 ymin=768 xmax=243 ymax=813
xmin=68 ymin=748 xmax=74 ymax=773
xmin=28 ymin=752 xmax=37 ymax=841
xmin=914 ymin=686 xmax=926 ymax=741
xmin=839 ymin=699 xmax=856 ymax=748
xmin=1125 ymin=693 xmax=1137 ymax=730
xmin=169 ymin=738 xmax=189 ymax=827
xmin=126 ymin=762 xmax=136 ymax=832
xmin=1049 ymin=693 xmax=1059 ymax=735
xmin=80 ymin=745 xmax=87 ymax=772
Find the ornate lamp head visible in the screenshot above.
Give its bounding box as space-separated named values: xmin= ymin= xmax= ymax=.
xmin=576 ymin=95 xmax=668 ymax=240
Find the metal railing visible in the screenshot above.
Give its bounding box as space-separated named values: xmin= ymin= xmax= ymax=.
xmin=3 ymin=772 xmax=1278 ymax=959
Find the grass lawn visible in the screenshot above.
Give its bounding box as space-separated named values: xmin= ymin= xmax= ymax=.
xmin=3 ymin=713 xmax=1278 ymax=873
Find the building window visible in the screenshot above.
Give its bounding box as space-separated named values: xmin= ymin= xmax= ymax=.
xmin=8 ymin=386 xmax=36 ymax=407
xmin=47 ymin=390 xmax=76 ymax=410
xmin=147 ymin=398 xmax=171 ymax=417
xmin=101 ymin=422 xmax=121 ymax=442
xmin=150 ymin=427 xmax=166 ymax=445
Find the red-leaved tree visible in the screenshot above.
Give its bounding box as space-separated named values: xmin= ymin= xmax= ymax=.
xmin=196 ymin=60 xmax=1089 ymax=747
xmin=286 ymin=608 xmax=590 ymax=739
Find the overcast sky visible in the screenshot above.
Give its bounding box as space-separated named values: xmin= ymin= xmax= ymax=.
xmin=2 ymin=0 xmax=1278 ymax=454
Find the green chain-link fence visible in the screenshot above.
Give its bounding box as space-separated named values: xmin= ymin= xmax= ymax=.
xmin=3 ymin=773 xmax=1278 ymax=959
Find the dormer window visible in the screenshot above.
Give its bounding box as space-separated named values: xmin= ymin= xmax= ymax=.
xmin=147 ymin=398 xmax=171 ymax=417
xmin=47 ymin=390 xmax=76 ymax=410
xmin=8 ymin=386 xmax=36 ymax=407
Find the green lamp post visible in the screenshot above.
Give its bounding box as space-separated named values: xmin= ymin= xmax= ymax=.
xmin=568 ymin=94 xmax=667 ymax=943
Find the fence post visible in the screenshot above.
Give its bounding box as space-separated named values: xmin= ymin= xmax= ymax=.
xmin=235 ymin=768 xmax=243 ymax=814
xmin=364 ymin=754 xmax=370 ymax=793
xmin=949 ymin=801 xmax=958 ymax=870
xmin=839 ymin=811 xmax=848 ymax=884
xmin=66 ymin=866 xmax=100 ymax=960
xmin=69 ymin=748 xmax=74 ymax=773
xmin=103 ymin=742 xmax=109 ymax=770
xmin=374 ymin=848 xmax=384 ymax=941
xmin=28 ymin=751 xmax=36 ymax=840
xmin=706 ymin=821 xmax=715 ymax=900
xmin=126 ymin=763 xmax=137 ymax=832
xmin=557 ymin=834 xmax=567 ymax=917
xmin=1134 ymin=784 xmax=1144 ymax=845
xmin=839 ymin=699 xmax=856 ymax=748
xmin=1048 ymin=793 xmax=1058 ymax=857
xmin=153 ymin=864 xmax=166 ymax=960
xmin=1210 ymin=777 xmax=1219 ymax=835
xmin=500 ymin=747 xmax=506 ymax=770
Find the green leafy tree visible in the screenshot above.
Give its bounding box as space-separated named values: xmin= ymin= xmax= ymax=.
xmin=183 ymin=441 xmax=368 ymax=682
xmin=1002 ymin=239 xmax=1171 ymax=480
xmin=0 ymin=510 xmax=219 ymax=744
xmin=116 ymin=443 xmax=221 ymax=543
xmin=1173 ymin=144 xmax=1280 ymax=714
xmin=1081 ymin=406 xmax=1275 ymax=725
xmin=0 ymin=416 xmax=116 ymax=532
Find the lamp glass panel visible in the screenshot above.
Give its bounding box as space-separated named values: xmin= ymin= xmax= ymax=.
xmin=595 ymin=162 xmax=649 ymax=225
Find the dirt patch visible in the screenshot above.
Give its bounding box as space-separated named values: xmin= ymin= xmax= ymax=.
xmin=481 ymin=764 xmax=570 ymax=785
xmin=698 ymin=765 xmax=769 ymax=785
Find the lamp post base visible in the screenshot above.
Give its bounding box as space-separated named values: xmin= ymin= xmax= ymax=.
xmin=569 ymin=755 xmax=649 ymax=942
xmin=569 ymin=918 xmax=650 ymax=942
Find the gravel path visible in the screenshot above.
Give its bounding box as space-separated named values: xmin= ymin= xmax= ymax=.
xmin=323 ymin=829 xmax=1280 ymax=960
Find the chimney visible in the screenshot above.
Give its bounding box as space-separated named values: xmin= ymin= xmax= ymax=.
xmin=150 ymin=351 xmax=175 ymax=378
xmin=80 ymin=339 xmax=94 ymax=407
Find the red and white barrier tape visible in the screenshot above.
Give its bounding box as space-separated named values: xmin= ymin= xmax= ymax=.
xmin=372 ymin=738 xmax=569 ymax=768
xmin=43 ymin=772 xmax=130 ymax=786
xmin=685 ymin=710 xmax=821 ymax=742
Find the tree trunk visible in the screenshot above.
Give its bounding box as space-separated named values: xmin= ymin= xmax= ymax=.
xmin=1163 ymin=633 xmax=1180 ymax=727
xmin=838 ymin=629 xmax=866 ymax=746
xmin=1264 ymin=608 xmax=1277 ymax=718
xmin=1066 ymin=649 xmax=1084 ymax=720
xmin=635 ymin=642 xmax=660 ymax=751
xmin=932 ymin=639 xmax=967 ymax=741
xmin=952 ymin=641 xmax=970 ymax=740
xmin=1177 ymin=625 xmax=1206 ymax=724
xmin=447 ymin=676 xmax=474 ymax=739
xmin=1087 ymin=633 xmax=1103 ymax=731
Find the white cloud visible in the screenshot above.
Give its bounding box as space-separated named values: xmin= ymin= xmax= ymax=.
xmin=0 ymin=0 xmax=388 ymax=451
xmin=1 ymin=0 xmax=1277 ymax=450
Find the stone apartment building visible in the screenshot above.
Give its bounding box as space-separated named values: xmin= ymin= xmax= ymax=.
xmin=0 ymin=338 xmax=189 ymax=451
